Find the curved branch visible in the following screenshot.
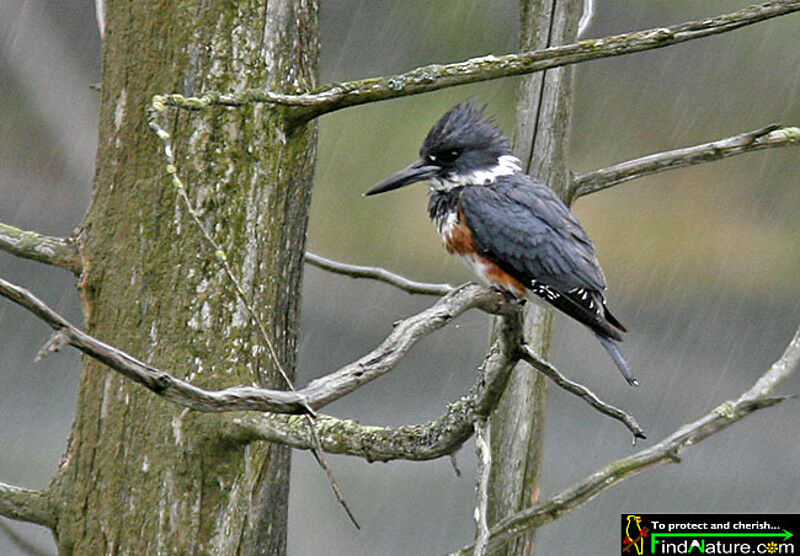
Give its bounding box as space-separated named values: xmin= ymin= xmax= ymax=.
xmin=572 ymin=125 xmax=800 ymax=200
xmin=0 ymin=482 xmax=55 ymax=529
xmin=0 ymin=222 xmax=81 ymax=275
xmin=290 ymin=284 xmax=514 ymax=407
xmin=0 ymin=275 xmax=643 ymax=459
xmin=229 ymin=312 xmax=524 ymax=462
xmin=305 ymin=252 xmax=453 ymax=296
xmin=518 ymin=346 xmax=645 ymax=439
xmin=453 ymin=323 xmax=800 ymax=555
xmin=152 ymin=1 xmax=800 ymax=121
xmin=0 ymin=276 xmax=512 ymax=415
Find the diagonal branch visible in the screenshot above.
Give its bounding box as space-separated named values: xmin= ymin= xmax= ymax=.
xmin=0 ymin=222 xmax=81 ymax=275
xmin=572 ymin=125 xmax=800 ymax=200
xmin=229 ymin=312 xmax=524 ymax=462
xmin=0 ymin=482 xmax=55 ymax=529
xmin=0 ymin=272 xmax=642 ymax=459
xmin=304 ymin=252 xmax=453 ymax=296
xmin=453 ymin=323 xmax=800 ymax=555
xmin=152 ymin=1 xmax=800 ymax=122
xmin=518 ymin=346 xmax=645 ymax=440
xmin=0 ymin=276 xmax=512 ymax=415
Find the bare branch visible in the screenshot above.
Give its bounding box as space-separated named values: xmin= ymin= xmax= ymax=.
xmin=737 ymin=321 xmax=800 ymax=403
xmin=572 ymin=125 xmax=800 ymax=200
xmin=0 ymin=276 xmax=512 ymax=415
xmin=306 ymin=423 xmax=361 ymax=529
xmin=151 ymin=1 xmax=800 ymax=121
xmin=228 ymin=312 xmax=524 ymax=462
xmin=295 ymin=285 xmax=516 ymax=407
xmin=305 ymin=252 xmax=453 ymax=296
xmin=0 ymin=222 xmax=81 ymax=275
xmin=518 ymin=346 xmax=646 ymax=439
xmin=0 ymin=482 xmax=55 ymax=529
xmin=453 ymin=322 xmax=800 ymax=555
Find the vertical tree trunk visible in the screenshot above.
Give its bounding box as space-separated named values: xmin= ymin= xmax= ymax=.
xmin=487 ymin=1 xmax=582 ymax=554
xmin=48 ymin=1 xmax=318 ymax=553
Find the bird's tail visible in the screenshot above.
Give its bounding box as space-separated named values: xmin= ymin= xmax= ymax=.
xmin=596 ymin=334 xmax=638 ymax=387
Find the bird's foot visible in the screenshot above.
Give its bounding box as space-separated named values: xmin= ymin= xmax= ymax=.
xmin=489 ymin=285 xmax=527 ymax=306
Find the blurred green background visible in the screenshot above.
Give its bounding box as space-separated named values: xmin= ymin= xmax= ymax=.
xmin=1 ymin=1 xmax=799 ymax=554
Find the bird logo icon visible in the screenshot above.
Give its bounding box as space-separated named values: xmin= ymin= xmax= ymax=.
xmin=623 ymin=514 xmax=648 ymax=554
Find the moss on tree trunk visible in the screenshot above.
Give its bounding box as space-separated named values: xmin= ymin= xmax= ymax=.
xmin=48 ymin=1 xmax=319 ymax=553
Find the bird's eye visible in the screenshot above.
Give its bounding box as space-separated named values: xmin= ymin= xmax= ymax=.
xmin=435 ymin=148 xmax=463 ymax=164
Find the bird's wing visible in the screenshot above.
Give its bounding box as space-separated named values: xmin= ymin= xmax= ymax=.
xmin=458 ymin=177 xmax=626 ymax=339
xmin=458 ymin=176 xmax=606 ymax=292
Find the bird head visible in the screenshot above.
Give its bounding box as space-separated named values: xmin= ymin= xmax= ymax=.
xmin=365 ymin=101 xmax=521 ymax=196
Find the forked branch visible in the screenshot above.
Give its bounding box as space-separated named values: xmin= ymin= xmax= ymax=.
xmin=0 ymin=276 xmax=512 ymax=414
xmin=454 ymin=323 xmax=800 ymax=555
xmin=230 ymin=312 xmax=524 ymax=462
xmin=0 ymin=274 xmax=645 ymax=455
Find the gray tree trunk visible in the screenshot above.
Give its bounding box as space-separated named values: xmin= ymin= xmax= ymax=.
xmin=487 ymin=1 xmax=582 ymax=554
xmin=47 ymin=1 xmax=318 ymax=553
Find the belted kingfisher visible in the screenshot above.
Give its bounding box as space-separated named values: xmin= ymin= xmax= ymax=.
xmin=366 ymin=102 xmax=637 ymax=386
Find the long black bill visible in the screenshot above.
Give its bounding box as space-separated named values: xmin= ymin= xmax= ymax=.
xmin=364 ymin=159 xmax=439 ymax=196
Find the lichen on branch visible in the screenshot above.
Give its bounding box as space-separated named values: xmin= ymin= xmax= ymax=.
xmin=148 ymin=1 xmax=800 ymax=122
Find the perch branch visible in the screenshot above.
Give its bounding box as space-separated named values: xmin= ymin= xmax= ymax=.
xmin=454 ymin=323 xmax=800 ymax=555
xmin=0 ymin=223 xmax=81 ymax=275
xmin=0 ymin=276 xmax=511 ymax=415
xmin=305 ymin=252 xmax=453 ymax=296
xmin=572 ymin=125 xmax=800 ymax=200
xmin=0 ymin=482 xmax=55 ymax=529
xmin=0 ymin=275 xmax=642 ymax=456
xmin=150 ymin=1 xmax=800 ymax=121
xmin=299 ymin=284 xmax=514 ymax=407
xmin=518 ymin=346 xmax=646 ymax=440
xmin=229 ymin=312 xmax=524 ymax=462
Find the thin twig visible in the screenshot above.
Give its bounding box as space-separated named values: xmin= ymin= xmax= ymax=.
xmin=305 ymin=252 xmax=453 ymax=296
xmin=147 ymin=112 xmax=295 ymax=392
xmin=152 ymin=1 xmax=800 ymax=122
xmin=518 ymin=345 xmax=646 ymax=439
xmin=0 ymin=482 xmax=55 ymax=529
xmin=144 ymin=104 xmax=370 ymax=523
xmin=306 ymin=423 xmax=360 ymax=529
xmin=572 ymin=125 xmax=800 ymax=200
xmin=0 ymin=222 xmax=81 ymax=275
xmin=453 ymin=322 xmax=800 ymax=555
xmin=449 ymin=454 xmax=462 ymax=477
xmin=473 ymin=419 xmax=491 ymax=556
